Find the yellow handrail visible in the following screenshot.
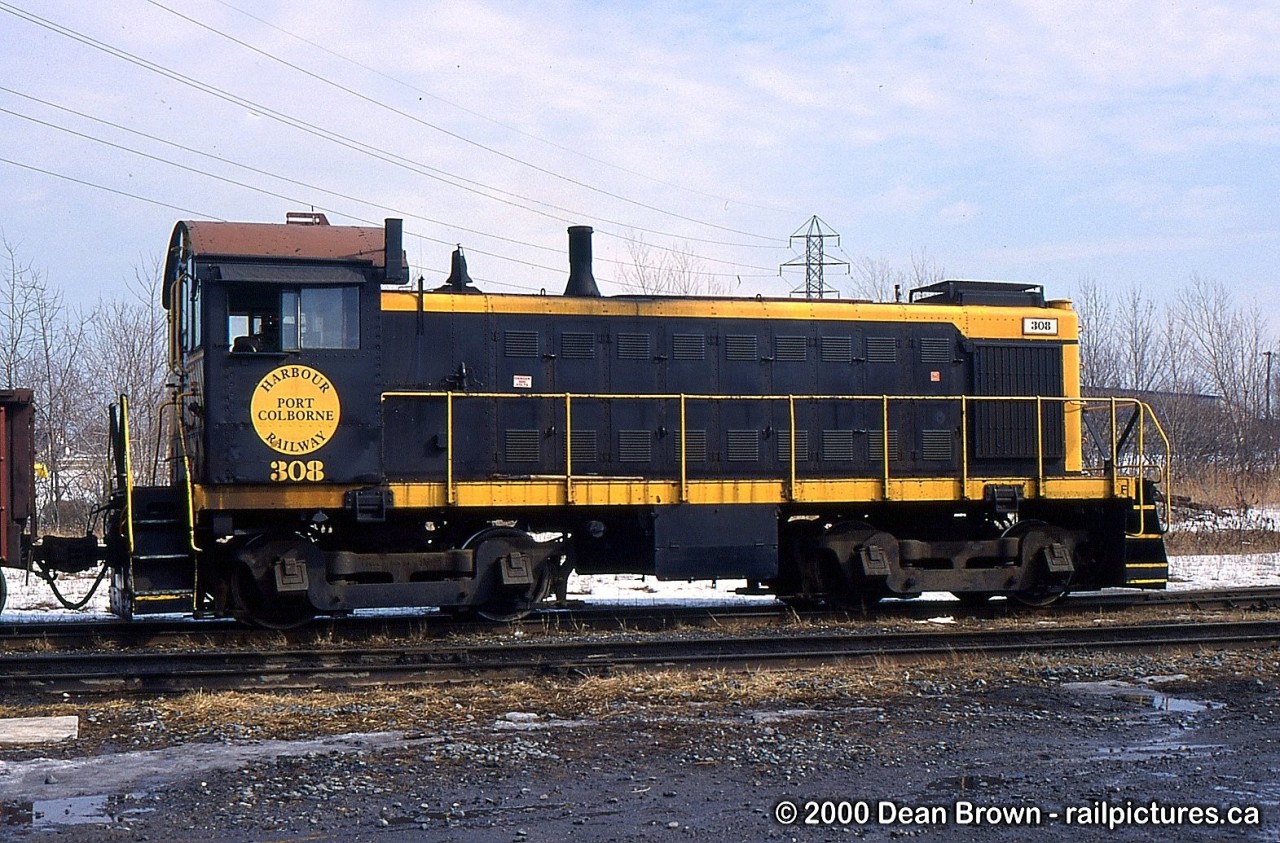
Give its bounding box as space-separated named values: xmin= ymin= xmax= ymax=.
xmin=787 ymin=395 xmax=797 ymax=501
xmin=1036 ymin=396 xmax=1045 ymax=495
xmin=446 ymin=392 xmax=455 ymax=505
xmin=679 ymin=395 xmax=688 ymax=502
xmin=120 ymin=394 xmax=134 ymax=557
xmin=564 ymin=393 xmax=573 ymax=504
xmin=381 ymin=391 xmax=1171 ymax=516
xmin=880 ymin=395 xmax=891 ymax=500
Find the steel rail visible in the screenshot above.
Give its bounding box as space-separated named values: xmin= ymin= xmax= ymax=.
xmin=2 ymin=586 xmax=1279 ymax=651
xmin=1 ymin=618 xmax=1278 ymax=696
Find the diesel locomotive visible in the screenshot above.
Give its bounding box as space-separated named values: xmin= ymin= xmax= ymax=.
xmin=0 ymin=214 xmax=1170 ymax=625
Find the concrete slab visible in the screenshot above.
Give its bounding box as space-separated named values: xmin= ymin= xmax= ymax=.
xmin=0 ymin=715 xmax=79 ymax=744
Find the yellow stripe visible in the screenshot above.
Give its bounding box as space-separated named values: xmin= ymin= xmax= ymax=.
xmin=1125 ymin=563 xmax=1169 ymax=569
xmin=1126 ymin=578 xmax=1168 ymax=585
xmin=380 ymin=291 xmax=1080 ymax=342
xmin=134 ymin=592 xmax=194 ymax=601
xmin=194 ymin=475 xmax=1129 ymax=512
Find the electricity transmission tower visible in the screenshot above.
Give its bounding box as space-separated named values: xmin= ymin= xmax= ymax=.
xmin=781 ymin=215 xmax=848 ymax=299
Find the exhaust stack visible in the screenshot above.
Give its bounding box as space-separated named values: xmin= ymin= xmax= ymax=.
xmin=439 ymin=246 xmax=478 ymax=293
xmin=384 ymin=218 xmax=407 ymax=283
xmin=563 ymin=225 xmax=600 ymax=297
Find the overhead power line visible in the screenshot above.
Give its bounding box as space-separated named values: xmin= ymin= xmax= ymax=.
xmin=146 ymin=0 xmax=786 ymax=244
xmin=0 ymin=1 xmax=781 ymax=253
xmin=0 ymin=85 xmax=780 ymax=279
xmin=0 ymin=156 xmax=218 ymax=220
xmin=212 ymin=0 xmax=802 ymax=219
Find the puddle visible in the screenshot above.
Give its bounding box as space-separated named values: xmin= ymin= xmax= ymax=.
xmin=32 ymin=794 xmax=112 ymax=827
xmin=1097 ymin=741 xmax=1228 ymax=762
xmin=1119 ymin=690 xmax=1220 ymax=713
xmin=2 ymin=792 xmax=155 ymax=829
xmin=1215 ymin=780 xmax=1280 ymax=810
xmin=1061 ymin=680 xmax=1224 ymax=714
xmin=493 ymin=716 xmax=597 ymax=732
xmin=0 ymin=731 xmax=412 ymax=804
xmin=3 ymin=795 xmax=112 ymax=828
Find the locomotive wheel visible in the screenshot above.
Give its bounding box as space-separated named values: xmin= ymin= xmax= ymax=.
xmin=231 ymin=564 xmax=315 ymax=630
xmin=0 ymin=570 xmax=6 ymax=615
xmin=821 ymin=521 xmax=888 ymax=610
xmin=464 ymin=527 xmax=555 ymax=622
xmin=229 ymin=534 xmax=317 ymax=630
xmin=1011 ymin=588 xmax=1066 ymax=608
xmin=1003 ymin=520 xmax=1069 ymax=608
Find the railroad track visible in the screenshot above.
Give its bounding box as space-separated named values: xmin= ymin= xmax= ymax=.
xmin=2 ymin=618 xmax=1279 ymax=696
xmin=2 ymin=586 xmax=1280 ymax=652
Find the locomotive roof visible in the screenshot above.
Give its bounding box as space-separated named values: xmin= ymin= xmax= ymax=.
xmin=163 ymin=218 xmax=387 ymax=309
xmin=173 ymin=220 xmax=386 ymax=265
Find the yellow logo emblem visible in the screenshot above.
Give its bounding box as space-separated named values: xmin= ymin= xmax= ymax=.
xmin=251 ymin=365 xmax=341 ymax=455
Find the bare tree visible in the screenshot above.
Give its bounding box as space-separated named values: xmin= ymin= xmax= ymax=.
xmin=1177 ymin=273 xmax=1274 ymax=508
xmin=615 ymin=235 xmax=728 ymax=296
xmin=0 ymin=237 xmax=42 ymax=389
xmin=83 ymin=257 xmax=170 ymax=486
xmin=1074 ymin=276 xmax=1119 ymax=392
xmin=848 ymin=249 xmax=946 ymax=303
xmin=1117 ymin=283 xmax=1166 ymax=392
xmin=908 ymin=247 xmax=946 ymax=288
xmin=32 ymin=280 xmax=93 ymax=532
xmin=849 ymin=257 xmax=903 ymax=302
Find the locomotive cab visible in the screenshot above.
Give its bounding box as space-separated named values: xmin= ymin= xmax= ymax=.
xmin=105 ymin=214 xmax=407 ymax=622
xmin=165 ymin=212 xmax=391 ymax=488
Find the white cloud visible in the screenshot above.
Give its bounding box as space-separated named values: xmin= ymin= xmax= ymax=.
xmin=0 ymin=0 xmax=1277 ymax=325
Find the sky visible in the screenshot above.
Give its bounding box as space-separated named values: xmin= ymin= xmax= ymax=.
xmin=1 ymin=1 xmax=1277 ymax=321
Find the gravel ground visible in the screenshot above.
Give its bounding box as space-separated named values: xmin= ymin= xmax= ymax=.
xmin=1 ymin=647 xmax=1278 ymax=842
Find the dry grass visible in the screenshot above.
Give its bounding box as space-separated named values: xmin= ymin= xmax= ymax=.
xmin=1165 ymin=467 xmax=1280 ymax=554
xmin=1173 ymin=468 xmax=1280 ymax=513
xmin=2 ymin=639 xmax=1277 ymax=757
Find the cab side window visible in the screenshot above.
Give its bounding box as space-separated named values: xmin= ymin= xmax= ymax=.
xmin=284 ymin=287 xmax=360 ymax=350
xmin=227 ymin=287 xmax=282 ymax=353
xmin=228 ymin=286 xmax=359 ymax=352
xmin=178 ymin=259 xmax=202 ymax=352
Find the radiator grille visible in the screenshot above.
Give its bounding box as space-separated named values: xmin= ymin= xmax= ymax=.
xmin=725 ymin=334 xmax=758 ymax=361
xmin=504 ymin=429 xmax=540 ymax=462
xmin=971 ymin=343 xmax=1065 ymax=459
xmin=673 ymin=334 xmax=706 ymax=360
xmin=504 ymin=330 xmax=539 ymax=358
xmin=866 ymin=336 xmax=897 ymax=363
xmin=616 ymin=333 xmax=651 ymax=360
xmin=775 ymin=336 xmax=808 ymax=362
xmin=560 ymin=332 xmax=595 ymax=359
xmin=618 ymin=430 xmax=652 ymax=463
xmin=727 ymin=429 xmax=760 ymax=462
